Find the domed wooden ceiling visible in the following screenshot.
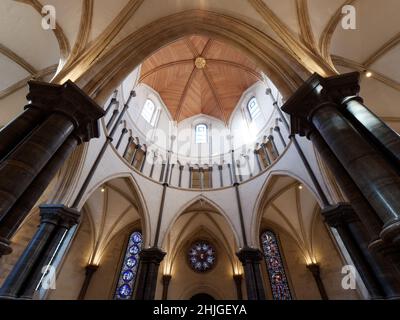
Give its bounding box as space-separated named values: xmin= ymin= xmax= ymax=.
xmin=139 ymin=35 xmax=262 ymax=124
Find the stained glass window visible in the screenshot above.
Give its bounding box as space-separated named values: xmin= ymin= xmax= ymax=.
xmin=114 ymin=231 xmax=143 ymax=300
xmin=261 ymin=230 xmax=292 ymax=300
xmin=188 ymin=241 xmax=216 ymax=272
xmin=247 ymin=97 xmax=261 ymax=121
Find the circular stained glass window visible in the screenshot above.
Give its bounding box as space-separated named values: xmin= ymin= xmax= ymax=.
xmin=188 ymin=241 xmax=216 ymax=273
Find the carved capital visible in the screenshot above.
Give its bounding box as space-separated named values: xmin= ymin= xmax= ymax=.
xmin=236 ymin=247 xmax=264 ymax=264
xmin=27 ymin=80 xmax=105 ymax=144
xmin=321 ymin=203 xmax=359 ymax=228
xmin=39 ymin=204 xmax=80 ymax=229
xmin=323 ymin=72 xmax=361 ymax=104
xmin=139 ymin=247 xmax=166 ymax=265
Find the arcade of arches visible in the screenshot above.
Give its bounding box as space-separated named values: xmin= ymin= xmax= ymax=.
xmin=1 ymin=0 xmax=400 ymax=301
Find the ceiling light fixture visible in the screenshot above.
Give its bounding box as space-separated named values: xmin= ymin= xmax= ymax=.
xmin=365 ymin=71 xmax=373 ymax=78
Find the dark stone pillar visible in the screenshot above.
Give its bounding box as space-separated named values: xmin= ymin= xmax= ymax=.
xmin=134 ymin=247 xmax=166 ymax=300
xmin=162 ymin=275 xmax=172 ymax=300
xmin=306 ymin=264 xmax=328 ymax=300
xmin=322 ymin=204 xmax=400 ymax=299
xmin=77 ymin=265 xmax=99 ymax=300
xmin=233 ymin=274 xmax=243 ymax=300
xmin=0 ymin=205 xmax=80 ymax=299
xmin=0 ymin=136 xmax=78 ymax=242
xmin=324 ymin=72 xmax=400 ymax=169
xmin=282 ymin=73 xmax=400 ymax=246
xmin=0 ymin=113 xmax=75 ymax=220
xmin=236 ymin=248 xmax=266 ymax=300
xmin=116 ymin=128 xmax=128 ymax=150
xmin=274 ymin=124 xmax=287 ymax=148
xmin=0 ymin=80 xmax=104 ymax=257
xmin=310 ymin=130 xmax=400 ymax=298
xmin=106 ymin=108 xmax=119 ymax=129
xmin=0 ymin=107 xmax=44 ymax=161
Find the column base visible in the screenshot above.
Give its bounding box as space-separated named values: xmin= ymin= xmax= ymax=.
xmin=0 ymin=237 xmax=12 ymax=257
xmin=380 ymin=219 xmax=400 ymax=246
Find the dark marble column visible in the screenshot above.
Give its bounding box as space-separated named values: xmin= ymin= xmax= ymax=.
xmin=306 ymin=263 xmax=328 ymax=300
xmin=0 ymin=205 xmax=80 ymax=299
xmin=134 ymin=247 xmax=166 ymax=300
xmin=0 ymin=136 xmax=78 ymax=243
xmin=77 ymin=265 xmax=99 ymax=300
xmin=236 ymin=248 xmax=266 ymax=300
xmin=0 ymin=113 xmax=75 ymax=220
xmin=324 ymin=72 xmax=400 ymax=169
xmin=0 ymin=106 xmax=45 ymax=161
xmin=322 ymin=204 xmax=400 ymax=299
xmin=282 ymin=73 xmax=400 ymax=246
xmin=116 ymin=128 xmax=128 ymax=150
xmin=310 ymin=130 xmax=400 ymax=297
xmin=0 ymin=80 xmax=104 ymax=257
xmin=233 ymin=274 xmax=243 ymax=300
xmin=162 ymin=275 xmax=172 ymax=300
xmin=274 ymin=124 xmax=287 ymax=148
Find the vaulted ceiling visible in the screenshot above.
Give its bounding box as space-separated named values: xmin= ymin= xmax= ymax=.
xmin=1 ymin=0 xmax=400 ymax=132
xmin=139 ymin=35 xmax=261 ymax=124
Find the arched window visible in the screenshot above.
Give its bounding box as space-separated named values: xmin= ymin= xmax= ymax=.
xmin=195 ymin=124 xmax=208 ymax=144
xmin=114 ymin=231 xmax=143 ymax=300
xmin=247 ymin=97 xmax=261 ymax=121
xmin=141 ymin=99 xmax=156 ymax=125
xmin=261 ymin=230 xmax=292 ymax=300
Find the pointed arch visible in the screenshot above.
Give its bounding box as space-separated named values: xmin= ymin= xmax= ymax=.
xmin=250 ymin=170 xmax=323 ymax=247
xmin=161 ymin=194 xmax=241 ymax=250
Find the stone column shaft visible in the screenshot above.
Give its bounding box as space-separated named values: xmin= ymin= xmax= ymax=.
xmin=162 ymin=275 xmax=172 ymax=300
xmin=0 ymin=113 xmax=75 ymax=220
xmin=0 ymin=221 xmax=57 ymax=299
xmin=0 ymin=136 xmax=78 ymax=241
xmin=0 ymin=205 xmax=79 ymax=300
xmin=0 ymin=107 xmax=44 ymax=162
xmin=134 ymin=247 xmax=166 ymax=300
xmin=237 ymin=248 xmax=266 ymax=300
xmin=312 ymin=104 xmax=400 ymax=243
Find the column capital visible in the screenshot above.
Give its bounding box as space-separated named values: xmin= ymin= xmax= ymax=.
xmin=27 ymin=80 xmax=105 ymax=143
xmin=236 ymin=247 xmax=264 ymax=264
xmin=233 ymin=274 xmax=243 ymax=283
xmin=306 ymin=263 xmax=321 ymax=277
xmin=321 ymin=203 xmax=359 ymax=228
xmin=139 ymin=247 xmax=166 ymax=264
xmin=85 ymin=264 xmax=99 ymax=275
xmin=162 ymin=274 xmax=172 ymax=285
xmin=323 ymin=72 xmax=361 ymax=104
xmin=39 ymin=204 xmax=80 ymax=229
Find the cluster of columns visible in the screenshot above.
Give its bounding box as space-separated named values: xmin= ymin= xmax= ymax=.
xmin=282 ymin=72 xmax=400 ymax=300
xmin=0 ymin=80 xmax=105 ymax=299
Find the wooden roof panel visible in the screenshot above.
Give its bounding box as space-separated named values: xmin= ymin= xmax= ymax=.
xmin=139 ymin=35 xmax=261 ymax=124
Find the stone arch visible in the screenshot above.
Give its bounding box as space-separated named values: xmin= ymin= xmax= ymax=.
xmin=167 ymin=225 xmax=237 ymax=277
xmin=250 ymin=170 xmax=323 ymax=247
xmin=79 ymin=173 xmax=151 ymax=247
xmin=179 ymin=285 xmax=224 ymax=300
xmin=161 ymin=194 xmax=241 ymax=251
